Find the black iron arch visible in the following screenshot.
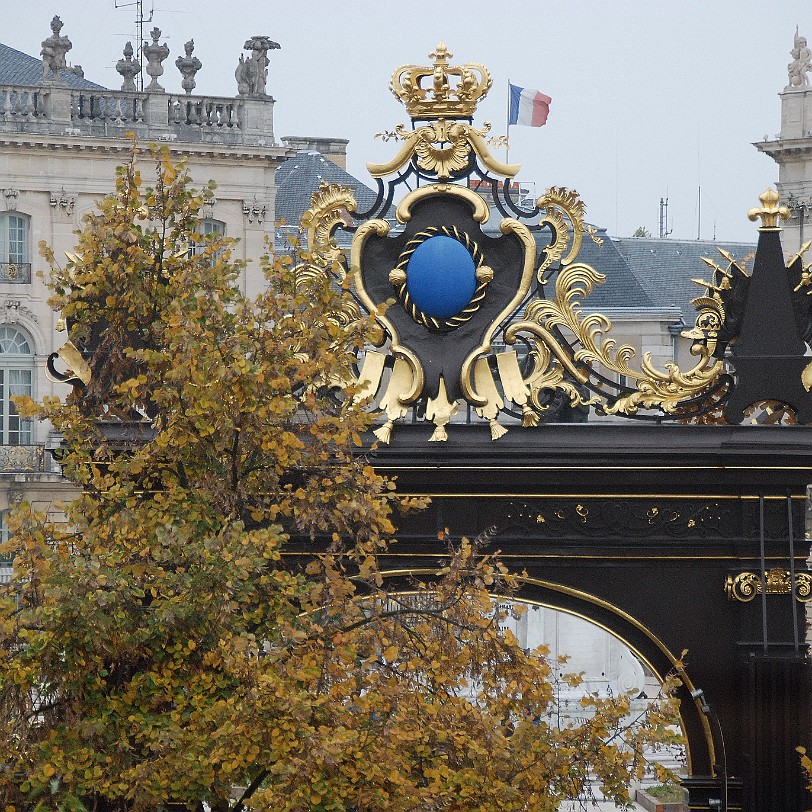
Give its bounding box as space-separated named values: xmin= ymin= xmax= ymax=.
xmin=377 ymin=568 xmax=715 ymax=781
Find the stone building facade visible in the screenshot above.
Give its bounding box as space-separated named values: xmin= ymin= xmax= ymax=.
xmin=0 ymin=17 xmax=300 ymax=581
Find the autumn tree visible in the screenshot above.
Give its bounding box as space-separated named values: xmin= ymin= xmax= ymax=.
xmin=0 ymin=148 xmax=681 ymax=812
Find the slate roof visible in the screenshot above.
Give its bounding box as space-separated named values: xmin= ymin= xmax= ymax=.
xmin=274 ymin=151 xmax=391 ymax=234
xmin=614 ymin=237 xmax=757 ymax=322
xmin=0 ymin=42 xmax=106 ymax=90
xmin=571 ymin=228 xmax=655 ymax=310
xmin=480 ymin=212 xmax=655 ymax=310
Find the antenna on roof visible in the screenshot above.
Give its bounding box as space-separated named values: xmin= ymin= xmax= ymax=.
xmin=114 ymin=0 xmax=154 ymax=92
xmin=658 ymin=196 xmax=673 ymax=239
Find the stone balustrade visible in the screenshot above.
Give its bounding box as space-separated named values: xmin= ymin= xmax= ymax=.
xmin=167 ymin=94 xmax=240 ymax=129
xmin=0 ymin=86 xmax=48 ymax=122
xmin=0 ymin=83 xmax=274 ymax=145
xmin=72 ymin=91 xmax=145 ymax=125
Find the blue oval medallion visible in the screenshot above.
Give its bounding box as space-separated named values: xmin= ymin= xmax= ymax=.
xmin=405 ymin=235 xmax=477 ymax=320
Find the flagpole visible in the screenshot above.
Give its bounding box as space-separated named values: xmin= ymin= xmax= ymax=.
xmin=506 ymin=78 xmax=511 ymax=167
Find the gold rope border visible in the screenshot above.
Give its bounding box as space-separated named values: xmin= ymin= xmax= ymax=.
xmin=392 ymin=225 xmax=490 ymax=332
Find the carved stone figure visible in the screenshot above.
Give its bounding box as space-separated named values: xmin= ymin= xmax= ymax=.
xmin=142 ymin=27 xmax=170 ymax=93
xmin=116 ymin=41 xmax=141 ymax=92
xmin=235 ymin=35 xmax=280 ymax=96
xmin=788 ymin=26 xmax=812 ymax=88
xmin=175 ymin=39 xmax=202 ymax=95
xmin=40 ymin=15 xmax=72 ymax=82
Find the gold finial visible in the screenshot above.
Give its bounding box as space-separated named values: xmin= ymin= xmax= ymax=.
xmin=747 ymin=188 xmax=791 ymax=230
xmin=390 ymin=43 xmax=492 ymax=120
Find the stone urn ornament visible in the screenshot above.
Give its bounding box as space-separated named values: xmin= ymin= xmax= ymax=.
xmin=116 ymin=41 xmax=141 ymax=92
xmin=143 ymin=27 xmax=169 ymax=92
xmin=175 ymin=39 xmax=202 ymax=94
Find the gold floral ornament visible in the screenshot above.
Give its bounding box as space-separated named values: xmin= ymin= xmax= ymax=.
xmin=370 ymin=43 xmax=519 ymax=180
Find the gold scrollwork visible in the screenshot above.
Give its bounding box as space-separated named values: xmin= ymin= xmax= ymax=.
xmin=291 ymin=263 xmax=364 ymax=333
xmin=506 ymin=253 xmax=723 ymax=418
xmin=369 ymin=121 xmax=519 ymax=180
xmin=494 ymin=185 xmax=730 ymax=420
xmin=725 ymin=569 xmax=812 ymax=602
xmin=300 ymin=182 xmax=358 ymax=272
xmin=350 ymin=218 xmax=424 ymax=411
xmin=389 ymin=225 xmax=492 ymax=332
xmin=535 ymin=186 xmax=587 ymax=282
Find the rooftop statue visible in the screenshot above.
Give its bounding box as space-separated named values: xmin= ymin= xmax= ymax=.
xmin=235 ymin=35 xmax=280 ymax=96
xmin=116 ymin=41 xmax=141 ymax=92
xmin=40 ymin=15 xmax=72 ymax=82
xmin=787 ymin=26 xmax=811 ymax=88
xmin=175 ymin=39 xmax=202 ymax=95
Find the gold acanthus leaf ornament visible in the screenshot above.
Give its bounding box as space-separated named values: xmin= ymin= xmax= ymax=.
xmin=506 ymin=256 xmax=724 ymax=417
xmin=535 ymin=187 xmax=588 ymax=282
xmin=500 ymin=188 xmax=727 ymax=417
xmin=300 ymin=182 xmax=358 ymax=272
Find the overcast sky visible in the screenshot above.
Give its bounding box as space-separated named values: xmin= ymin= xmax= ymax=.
xmin=4 ymin=1 xmax=811 ymax=242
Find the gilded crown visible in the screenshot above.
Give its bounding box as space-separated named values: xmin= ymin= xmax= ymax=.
xmin=390 ymin=43 xmax=492 ymax=120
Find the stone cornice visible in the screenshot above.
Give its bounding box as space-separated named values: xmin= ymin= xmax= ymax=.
xmin=0 ymin=133 xmax=290 ymax=164
xmin=754 ymin=138 xmax=812 ymax=159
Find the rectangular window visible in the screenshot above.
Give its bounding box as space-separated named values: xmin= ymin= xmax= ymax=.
xmin=7 ymin=216 xmax=27 ymax=264
xmin=191 ymin=219 xmax=225 ymax=257
xmin=0 ymin=369 xmax=32 ymax=445
xmin=0 ymin=214 xmax=31 ymax=282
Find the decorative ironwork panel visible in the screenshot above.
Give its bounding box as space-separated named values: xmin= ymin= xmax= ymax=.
xmin=496 ymin=498 xmax=737 ymax=541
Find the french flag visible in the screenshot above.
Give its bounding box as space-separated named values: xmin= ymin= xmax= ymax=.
xmin=509 ymin=84 xmax=552 ymax=127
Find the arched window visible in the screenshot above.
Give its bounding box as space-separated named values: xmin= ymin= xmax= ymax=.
xmin=191 ymin=218 xmax=226 ymax=256
xmin=0 ymin=326 xmax=33 ymax=445
xmin=0 ymin=213 xmax=31 ymax=283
